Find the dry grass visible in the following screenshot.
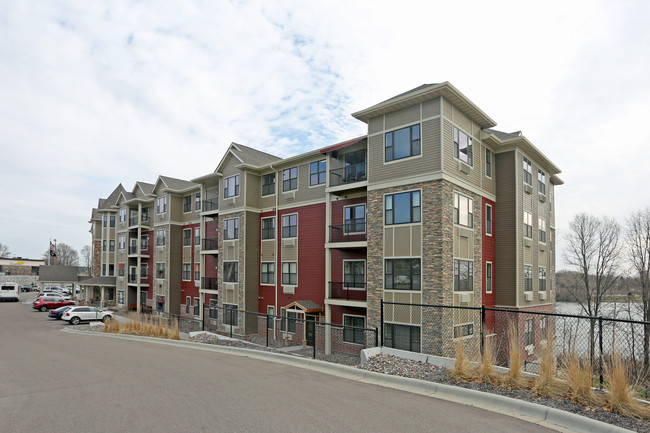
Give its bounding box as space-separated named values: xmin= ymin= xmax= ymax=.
xmin=604 ymin=353 xmax=650 ymax=419
xmin=103 ymin=313 xmax=180 ymax=340
xmin=451 ymin=338 xmax=473 ymax=381
xmin=503 ymin=322 xmax=525 ymax=387
xmin=532 ymin=337 xmax=565 ymax=398
xmin=560 ymin=353 xmax=601 ymax=405
xmin=475 ymin=338 xmax=498 ymax=384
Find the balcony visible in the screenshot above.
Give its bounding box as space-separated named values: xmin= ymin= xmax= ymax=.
xmin=329 ymin=224 xmax=367 ymax=243
xmin=202 ymin=277 xmax=218 ymax=291
xmin=202 ymin=237 xmax=219 ymax=251
xmin=329 ymin=282 xmax=367 ymax=301
xmin=128 ymin=274 xmax=137 ymax=283
xmin=203 ymin=198 xmax=219 ymax=212
xmin=129 ymin=216 xmax=151 ymax=227
xmin=129 ymin=245 xmax=138 ymax=255
xmin=329 ymin=162 xmax=366 ymax=187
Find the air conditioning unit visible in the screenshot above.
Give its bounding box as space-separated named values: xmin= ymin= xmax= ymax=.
xmin=523 ymin=184 xmax=533 ymax=194
xmin=282 ymin=238 xmax=296 ymax=247
xmin=538 ymin=243 xmax=546 ymax=252
xmin=458 ymin=293 xmax=472 ymax=303
xmin=524 ymin=292 xmax=533 ymax=301
xmin=224 ymin=240 xmax=236 ymax=249
xmin=458 ymin=160 xmax=471 ymax=174
xmin=525 ymin=345 xmax=535 ymax=355
xmin=225 ymin=197 xmax=235 ymax=205
xmin=539 ymin=292 xmax=547 ymax=300
xmin=284 ymin=191 xmax=296 ymax=200
xmin=524 ymin=238 xmax=532 ymax=247
xmin=538 ymin=192 xmax=547 ymax=203
xmin=283 ymin=285 xmax=295 ymax=295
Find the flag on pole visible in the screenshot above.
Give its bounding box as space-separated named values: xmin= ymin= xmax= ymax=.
xmin=50 ymin=241 xmax=56 ymax=257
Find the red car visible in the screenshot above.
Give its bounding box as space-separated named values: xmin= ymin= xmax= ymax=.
xmin=32 ymin=297 xmax=75 ymax=312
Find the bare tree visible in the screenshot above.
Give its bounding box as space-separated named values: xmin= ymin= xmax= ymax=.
xmin=41 ymin=243 xmax=79 ymax=266
xmin=626 ymin=208 xmax=650 ymax=372
xmin=0 ymin=242 xmax=11 ymax=257
xmin=80 ymin=245 xmax=92 ymax=275
xmin=563 ymin=213 xmax=621 ymax=360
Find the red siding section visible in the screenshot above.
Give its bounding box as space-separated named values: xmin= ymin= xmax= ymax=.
xmin=181 ymin=223 xmax=200 ymax=315
xmin=482 ymin=197 xmax=496 ymax=333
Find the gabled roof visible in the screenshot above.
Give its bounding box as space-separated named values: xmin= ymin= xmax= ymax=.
xmin=116 ymin=190 xmax=135 ymax=204
xmin=483 ymin=128 xmax=522 ymax=141
xmin=78 ymin=276 xmax=116 ymax=286
xmin=98 ymin=184 xmax=127 ymax=210
xmin=133 ymin=181 xmax=155 ymax=198
xmin=320 ymin=136 xmax=367 ymax=154
xmin=38 ymin=266 xmax=79 ymax=283
xmin=90 ymin=208 xmax=100 ymax=221
xmin=231 ymin=143 xmax=281 ymax=167
xmin=283 ymin=300 xmax=323 ymax=313
xmin=153 ymin=175 xmax=198 ymax=194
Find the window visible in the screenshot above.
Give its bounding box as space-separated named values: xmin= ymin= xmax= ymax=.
xmin=194 ymin=263 xmax=200 ymax=280
xmin=486 ymin=262 xmax=493 ymax=293
xmin=156 ymin=263 xmax=165 ymax=279
xmin=141 ymin=235 xmax=148 ymax=251
xmin=157 ymin=229 xmax=166 ymax=246
xmin=384 ymin=323 xmax=420 ymax=352
xmin=453 ymin=126 xmax=473 ymax=166
xmin=524 ymin=212 xmax=533 ymax=239
xmin=118 ymin=263 xmax=125 ymax=277
xmin=156 ymin=295 xmax=165 ymax=312
xmin=454 ymin=192 xmax=473 ymax=227
xmin=185 ymin=296 xmax=191 ymax=314
xmin=209 ymin=299 xmax=219 ymax=319
xmin=282 ymin=262 xmax=297 ymax=285
xmin=267 ymin=306 xmax=275 ymax=329
xmin=224 ymin=175 xmax=240 ymax=198
xmin=103 ymin=215 xmax=107 ymax=227
xmin=183 ymin=229 xmax=192 ymax=246
xmin=310 ymin=160 xmax=326 ymax=186
xmin=385 ymin=191 xmax=420 ymax=225
xmin=157 ymin=196 xmax=167 ymax=214
xmin=142 ymin=207 xmax=150 ymax=222
xmin=195 ymin=227 xmax=200 ymax=245
xmin=103 ymin=240 xmax=106 ymax=251
xmin=524 ymin=265 xmax=533 ymax=292
xmin=118 ymin=291 xmax=125 ymax=304
xmin=539 ymin=267 xmax=547 ymax=292
xmin=344 ymin=261 xmax=365 ymax=288
xmin=261 ymin=217 xmax=275 ymax=240
xmin=223 ymin=304 xmax=238 ymax=326
xmin=183 ymin=195 xmax=192 ymax=213
xmin=343 ymin=315 xmax=365 ymax=344
xmin=118 ymin=235 xmax=126 ymax=250
xmin=538 ymin=170 xmax=546 ymax=195
xmin=141 ymin=263 xmax=148 ymax=278
xmin=223 ymin=262 xmax=238 ymax=282
xmin=523 ymin=157 xmax=532 ymax=185
xmin=224 ymin=218 xmax=239 ymax=240
xmin=454 ymin=323 xmax=474 ymax=338
xmin=454 ymin=259 xmax=473 ymax=291
xmin=194 ymin=297 xmax=200 ymax=316
xmin=385 ymin=124 xmax=420 ymax=162
xmin=286 ymin=311 xmax=298 ymax=333
xmin=525 ymin=318 xmax=534 ymax=346
xmin=485 ymin=148 xmax=492 ymax=177
xmin=540 ymin=316 xmax=548 ymax=340
xmin=108 ymin=264 xmax=114 ymax=276
xmin=182 ymin=263 xmax=191 ymax=281
xmin=119 ymin=208 xmax=126 ymax=222
xmin=385 ymin=259 xmax=421 ymax=290
xmin=282 ymin=214 xmax=297 ymax=238
xmin=539 ymin=218 xmax=546 ymax=243
xmin=195 ymin=193 xmax=201 ymax=211
xmin=485 ymin=204 xmax=493 ymax=236
xmin=110 ymin=216 xmax=115 ymax=227
xmin=262 ymin=173 xmax=276 ymax=196
xmin=344 ymin=205 xmax=366 ymax=233
xmin=282 ymin=167 xmax=298 ymax=191
xmin=109 ymin=240 xmax=115 ymax=252
xmin=261 ymin=262 xmax=275 ymax=284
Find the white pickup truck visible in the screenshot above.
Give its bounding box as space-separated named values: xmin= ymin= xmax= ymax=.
xmin=62 ymin=306 xmax=114 ymax=325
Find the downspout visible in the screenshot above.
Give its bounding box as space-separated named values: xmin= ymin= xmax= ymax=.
xmin=270 ymin=163 xmax=279 ymax=339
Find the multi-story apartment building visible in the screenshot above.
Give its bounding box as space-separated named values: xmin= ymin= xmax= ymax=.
xmin=87 ymin=81 xmax=561 ymax=357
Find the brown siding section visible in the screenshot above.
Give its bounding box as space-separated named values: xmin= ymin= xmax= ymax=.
xmin=495 ymin=151 xmax=517 ymax=306
xmin=245 ymin=211 xmax=260 ymax=334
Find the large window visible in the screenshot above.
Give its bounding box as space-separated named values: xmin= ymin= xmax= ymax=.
xmin=185 ymin=296 xmax=191 ymax=314
xmin=194 ymin=263 xmax=200 ymax=280
xmin=385 ymin=191 xmax=420 ymax=225
xmin=282 ymin=262 xmax=297 ymax=285
xmin=539 ymin=267 xmax=547 ymax=292
xmin=261 ymin=217 xmax=275 ymax=240
xmin=157 ymin=229 xmax=166 ymax=246
xmin=109 ymin=240 xmax=115 ymax=252
xmin=261 ymin=262 xmax=275 ymax=284
xmin=118 ymin=235 xmax=126 ymax=250
xmin=485 ymin=204 xmax=493 ymax=236
xmin=110 ymin=216 xmax=115 ymax=227
xmin=282 ymin=214 xmax=297 ymax=238
xmin=223 ymin=262 xmax=238 ymax=282
xmin=384 ymin=323 xmax=420 ymax=352
xmin=453 ymin=127 xmax=473 ymax=166
xmin=156 ymin=263 xmax=165 ymax=279
xmin=344 ymin=205 xmax=366 ymax=233
xmin=310 ymin=160 xmax=326 ymax=186
xmin=486 ymin=262 xmax=493 ymax=293
xmin=523 ymin=157 xmax=532 ymax=185
xmin=524 ymin=265 xmax=533 ymax=292
xmin=157 ymin=196 xmax=167 ymax=214
xmin=454 ymin=192 xmax=473 ymax=227
xmin=224 ymin=175 xmax=240 ymax=198
xmin=141 ymin=263 xmax=148 ymax=278
xmin=385 ymin=124 xmax=420 ymax=162
xmin=223 ymin=304 xmax=238 ymax=326
xmin=539 ymin=218 xmax=546 ymax=243
xmin=538 ymin=169 xmax=546 ymax=195
xmin=282 ymin=167 xmax=298 ymax=191
xmin=182 ymin=263 xmax=191 ymax=281
xmin=454 ymin=259 xmax=473 ymax=291
xmin=524 ymin=212 xmax=533 ymax=238
xmin=195 ymin=227 xmax=200 ymax=245
xmin=385 ymin=259 xmax=421 ymax=290
xmin=262 ymin=173 xmax=276 ymax=196
xmin=119 ymin=208 xmax=126 ymax=222
xmin=183 ymin=229 xmax=192 ymax=246
xmin=342 ymin=261 xmax=365 ymax=289
xmin=224 ymin=218 xmax=239 ymax=240
xmin=183 ymin=195 xmax=192 ymax=213
xmin=103 ymin=240 xmax=106 ymax=251
xmin=485 ymin=148 xmax=492 ymax=177
xmin=343 ymin=315 xmax=365 ymax=344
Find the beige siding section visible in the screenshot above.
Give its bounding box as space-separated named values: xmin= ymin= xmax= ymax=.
xmin=245 ymin=211 xmax=260 ymax=333
xmin=368 ymin=116 xmax=383 ymax=135
xmin=245 ymin=172 xmax=261 ymax=209
xmin=261 ymin=239 xmax=275 ymax=261
xmin=482 ymin=144 xmax=496 ymax=196
xmin=383 ymin=225 xmax=421 ymax=257
xmin=385 ymin=105 xmax=420 ymax=130
xmin=168 ymin=225 xmax=182 ymax=314
xmin=422 ymin=97 xmax=441 ymax=118
xmin=495 ymin=151 xmax=517 ymax=306
xmin=441 ymin=119 xmax=482 ymax=188
xmin=220 ymin=155 xmax=245 ymax=209
xmin=277 ymin=158 xmax=326 ymax=207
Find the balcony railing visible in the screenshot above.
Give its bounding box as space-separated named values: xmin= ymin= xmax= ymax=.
xmin=329 ymin=224 xmax=367 ymax=243
xmin=128 ymin=274 xmax=137 ymax=283
xmin=329 ymin=162 xmax=367 ymax=187
xmin=329 ymin=282 xmax=367 ymax=301
xmin=203 ymin=198 xmax=219 ymax=212
xmin=140 ymin=243 xmax=149 ymax=253
xmin=129 ymin=245 xmax=138 ymax=254
xmin=202 ymin=277 xmax=218 ymax=291
xmin=203 ymin=237 xmax=219 ymax=250
xmin=129 ymin=216 xmax=138 ymax=226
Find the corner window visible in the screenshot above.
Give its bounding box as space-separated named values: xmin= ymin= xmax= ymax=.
xmin=486 ymin=262 xmax=493 ymax=293
xmin=524 ymin=265 xmax=533 ymax=292
xmin=224 ymin=175 xmax=240 ymax=198
xmin=485 ymin=148 xmax=492 ymax=177
xmin=525 ymin=318 xmax=534 ymax=346
xmin=282 ymin=262 xmax=297 ymax=285
xmin=385 ymin=124 xmax=420 ymax=162
xmin=310 ymin=160 xmax=326 ymax=186
xmin=109 ymin=240 xmax=115 ymax=252
xmin=183 ymin=195 xmax=192 ymax=213
xmin=283 ymin=167 xmax=298 ymax=191
xmin=183 ymin=229 xmax=192 ymax=246
xmin=103 ymin=215 xmax=107 ymax=227
xmin=344 ymin=205 xmax=366 ymax=233
xmin=539 ymin=267 xmax=547 ymax=292
xmin=454 ymin=259 xmax=473 ymax=291
xmin=539 ymin=218 xmax=546 ymax=243
xmin=262 ymin=173 xmax=276 ymax=196
xmin=224 ymin=218 xmax=239 ymax=240
xmin=195 ymin=193 xmax=201 ymax=210
xmin=157 ymin=196 xmax=167 ymax=214
xmin=385 ymin=191 xmax=420 ymax=225
xmin=261 ymin=217 xmax=275 ymax=240
xmin=194 ymin=297 xmax=199 ymax=316
xmin=343 ymin=315 xmax=365 ymax=344
xmin=485 ymin=204 xmax=493 ymax=236
xmin=282 ymin=214 xmax=297 ymax=238
xmin=103 ymin=240 xmax=106 ymax=251
xmin=453 ymin=127 xmax=473 ymax=166
xmin=223 ymin=262 xmax=238 ymax=283
xmin=156 ymin=263 xmax=165 ymax=279
xmin=538 ymin=170 xmax=546 ymax=195
xmin=385 ymin=258 xmax=421 ymax=290
xmin=454 ymin=192 xmax=473 ymax=228
xmin=185 ymin=296 xmax=191 ymax=314
xmin=141 ymin=263 xmax=148 ymax=278
xmin=261 ymin=262 xmax=275 ymax=284
xmin=524 ymin=212 xmax=533 ymax=239
xmin=523 ymin=157 xmax=532 ymax=185
xmin=118 ymin=235 xmax=126 ymax=250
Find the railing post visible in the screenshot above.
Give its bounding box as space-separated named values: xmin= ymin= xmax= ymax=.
xmin=380 ymin=299 xmax=384 ymax=347
xmin=266 ymin=314 xmax=270 ymax=347
xmin=229 ymin=308 xmax=233 ymax=339
xmin=313 ymin=320 xmax=316 ymax=359
xmin=480 ymin=305 xmax=486 ymax=357
xmin=375 ymin=327 xmax=378 ymax=348
xmin=599 ymin=316 xmax=604 ymax=390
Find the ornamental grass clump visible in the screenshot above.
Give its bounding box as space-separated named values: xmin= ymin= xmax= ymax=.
xmin=476 ymin=338 xmax=498 ymax=384
xmin=503 ymin=321 xmax=525 ymax=387
xmin=532 ymin=336 xmax=564 ymax=398
xmin=604 ymin=353 xmax=650 ymax=419
xmin=560 ymin=353 xmax=600 ymax=405
xmin=452 ymin=338 xmax=473 ymax=381
xmin=103 ymin=313 xmax=180 ymax=340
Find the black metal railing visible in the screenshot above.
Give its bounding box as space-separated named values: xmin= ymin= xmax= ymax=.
xmin=329 ymin=282 xmax=367 ymax=301
xmin=329 ymin=224 xmax=367 ymax=243
xmin=329 ymin=162 xmax=367 ymax=187
xmin=203 ymin=237 xmax=219 ymax=250
xmin=202 ymin=198 xmax=219 ymax=212
xmin=202 ymin=277 xmax=218 ymax=291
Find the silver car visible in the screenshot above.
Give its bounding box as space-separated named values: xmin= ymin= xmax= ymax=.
xmin=62 ymin=306 xmax=114 ymax=325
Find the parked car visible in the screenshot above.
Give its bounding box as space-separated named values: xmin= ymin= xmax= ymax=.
xmin=1 ymin=283 xmax=20 ymax=302
xmin=32 ymin=297 xmax=75 ymax=312
xmin=37 ymin=291 xmax=71 ymax=300
xmin=62 ymin=306 xmax=114 ymax=325
xmin=48 ymin=305 xmax=73 ymax=319
xmin=21 ymin=285 xmax=32 ymax=293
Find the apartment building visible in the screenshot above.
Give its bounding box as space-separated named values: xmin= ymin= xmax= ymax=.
xmin=87 ymin=81 xmax=561 ymax=356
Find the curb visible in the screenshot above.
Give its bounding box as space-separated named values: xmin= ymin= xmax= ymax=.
xmin=62 ymin=328 xmax=634 ymax=433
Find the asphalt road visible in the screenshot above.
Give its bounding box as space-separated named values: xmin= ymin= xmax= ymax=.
xmin=0 ymin=294 xmax=556 ymax=433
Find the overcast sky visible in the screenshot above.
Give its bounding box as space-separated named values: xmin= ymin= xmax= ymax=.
xmin=1 ymin=0 xmax=649 ymax=269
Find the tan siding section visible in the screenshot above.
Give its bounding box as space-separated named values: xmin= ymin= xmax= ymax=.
xmin=422 ymin=97 xmax=441 ymax=118
xmin=245 ymin=211 xmax=260 ymax=332
xmin=368 ymin=116 xmax=383 ymax=135
xmin=441 ymin=118 xmax=482 ymax=188
xmin=277 ymin=158 xmax=326 ymax=207
xmin=245 ymin=172 xmax=261 ymax=209
xmin=495 ymin=151 xmax=517 ymax=306
xmin=261 ymin=239 xmax=275 ymax=261
xmin=383 ymin=225 xmax=421 ymax=257
xmin=220 ymin=155 xmax=244 ymax=209
xmin=385 ymin=105 xmax=420 ymax=130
